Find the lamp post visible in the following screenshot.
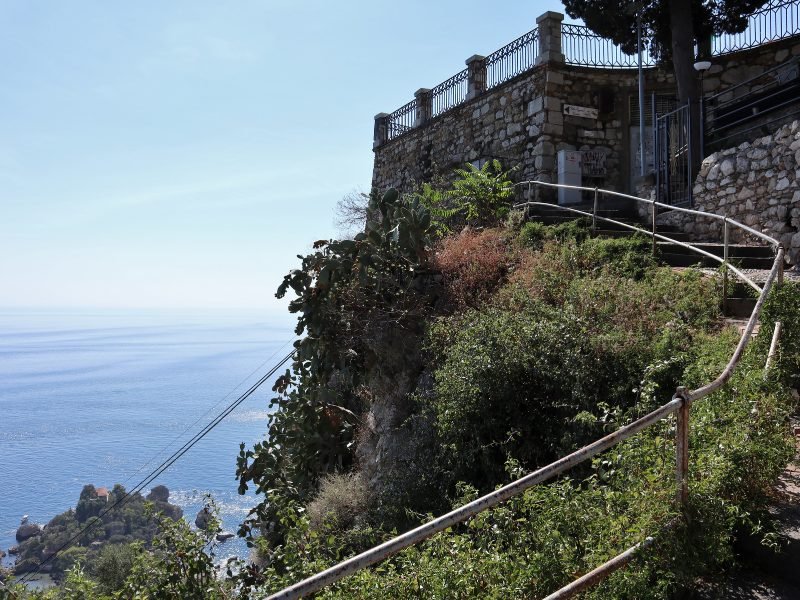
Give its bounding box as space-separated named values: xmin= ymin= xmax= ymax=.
xmin=637 ymin=10 xmax=646 ymax=177
xmin=627 ymin=2 xmax=647 ymax=178
xmin=693 ymin=59 xmax=711 ymax=159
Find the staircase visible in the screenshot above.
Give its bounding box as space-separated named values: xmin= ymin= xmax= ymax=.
xmin=524 ymin=203 xmax=780 ymax=318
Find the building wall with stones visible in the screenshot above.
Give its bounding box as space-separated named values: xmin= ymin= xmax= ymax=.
xmin=372 ymin=10 xmax=800 ymax=208
xmin=657 ymin=119 xmax=800 ymax=265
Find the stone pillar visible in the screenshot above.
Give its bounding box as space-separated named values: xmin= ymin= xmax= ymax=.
xmin=414 ymin=88 xmax=432 ymax=127
xmin=373 ymin=112 xmax=390 ymax=149
xmin=536 ymin=11 xmax=564 ymax=64
xmin=466 ymin=55 xmax=487 ymax=100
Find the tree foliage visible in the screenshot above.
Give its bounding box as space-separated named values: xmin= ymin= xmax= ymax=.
xmin=236 ymin=188 xmax=438 ymax=541
xmin=561 ymin=0 xmax=769 ymax=102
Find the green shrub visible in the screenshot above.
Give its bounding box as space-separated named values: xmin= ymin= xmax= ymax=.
xmin=579 ymin=234 xmax=656 ymax=279
xmin=758 ymin=280 xmax=800 ymax=389
xmin=517 ymin=220 xmax=549 ymax=249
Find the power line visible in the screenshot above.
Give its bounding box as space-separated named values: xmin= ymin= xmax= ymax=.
xmin=119 ymin=337 xmax=296 ymax=488
xmin=17 ymin=349 xmax=295 ymax=584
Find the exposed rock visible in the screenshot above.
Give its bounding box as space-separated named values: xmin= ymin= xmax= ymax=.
xmin=13 ymin=558 xmax=39 ymax=575
xmin=720 ymin=159 xmax=736 ymax=177
xmin=195 ymin=507 xmax=212 ymax=530
xmin=216 ymin=531 xmax=235 ymax=542
xmin=15 ymin=523 xmax=42 ymax=543
xmin=8 ymin=546 xmax=19 ymax=555
xmin=146 ymin=485 xmax=170 ymax=503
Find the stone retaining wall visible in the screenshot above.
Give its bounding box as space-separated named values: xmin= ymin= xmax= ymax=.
xmin=657 ymin=120 xmax=800 ymax=265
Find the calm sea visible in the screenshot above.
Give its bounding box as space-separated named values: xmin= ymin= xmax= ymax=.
xmin=0 ymin=308 xmax=295 ymax=569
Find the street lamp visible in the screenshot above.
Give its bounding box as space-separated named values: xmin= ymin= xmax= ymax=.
xmin=627 ymin=2 xmax=647 ymax=177
xmin=693 ymin=59 xmax=712 ymax=159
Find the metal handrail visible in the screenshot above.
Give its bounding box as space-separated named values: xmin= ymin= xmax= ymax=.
xmin=514 ymin=179 xmax=780 ymax=247
xmin=267 ymin=182 xmax=784 ymax=600
xmin=514 ymin=200 xmax=763 ymax=293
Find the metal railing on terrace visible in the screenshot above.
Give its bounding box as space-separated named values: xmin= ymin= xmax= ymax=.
xmin=561 ymin=22 xmax=656 ymax=68
xmin=376 ymin=2 xmax=800 ymax=145
xmin=267 ymin=181 xmax=786 ymax=600
xmin=714 ymin=0 xmax=800 ymax=55
xmin=486 ymin=28 xmax=540 ymax=88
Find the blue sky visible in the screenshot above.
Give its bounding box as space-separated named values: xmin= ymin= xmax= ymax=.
xmin=1 ymin=1 xmax=558 ymax=312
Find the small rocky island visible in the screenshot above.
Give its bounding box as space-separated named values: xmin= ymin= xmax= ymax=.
xmin=5 ymin=484 xmax=182 ymax=581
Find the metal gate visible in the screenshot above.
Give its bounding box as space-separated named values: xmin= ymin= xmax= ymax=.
xmin=654 ymin=103 xmax=693 ymax=207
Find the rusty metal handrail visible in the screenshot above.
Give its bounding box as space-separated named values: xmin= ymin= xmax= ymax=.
xmin=513 ymin=199 xmax=764 ymax=293
xmin=267 ymin=182 xmax=784 ymax=600
xmin=513 ymin=179 xmax=780 ymax=248
xmin=267 ymin=400 xmax=682 ymax=600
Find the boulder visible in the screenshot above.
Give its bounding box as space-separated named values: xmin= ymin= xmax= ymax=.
xmin=216 ymin=531 xmax=235 ymax=542
xmin=13 ymin=558 xmax=39 ymax=575
xmin=146 ymin=485 xmax=170 ymax=503
xmin=15 ymin=523 xmax=42 ymax=543
xmin=195 ymin=508 xmax=212 ymax=530
xmin=8 ymin=546 xmax=19 ymax=555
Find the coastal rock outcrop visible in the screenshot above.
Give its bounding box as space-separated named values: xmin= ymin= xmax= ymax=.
xmin=195 ymin=507 xmax=212 ymax=530
xmin=146 ymin=485 xmax=170 ymax=503
xmin=15 ymin=522 xmax=42 ymax=543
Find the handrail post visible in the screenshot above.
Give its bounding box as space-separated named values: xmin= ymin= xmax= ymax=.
xmin=675 ymin=387 xmax=690 ymax=510
xmin=778 ymin=244 xmax=784 ymax=286
xmin=592 ymin=187 xmax=598 ymax=234
xmin=764 ymin=321 xmax=783 ymax=376
xmin=723 ymin=217 xmax=729 ymax=315
xmin=651 ymin=199 xmax=657 ymax=256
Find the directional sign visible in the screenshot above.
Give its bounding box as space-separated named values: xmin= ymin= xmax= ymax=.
xmin=564 ymin=104 xmax=599 ymax=119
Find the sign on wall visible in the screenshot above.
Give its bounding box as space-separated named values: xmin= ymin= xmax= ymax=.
xmin=564 ymin=104 xmax=599 ymax=120
xmin=581 ymin=150 xmax=607 ymax=177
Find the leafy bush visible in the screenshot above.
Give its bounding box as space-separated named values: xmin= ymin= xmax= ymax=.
xmin=579 ymin=234 xmax=656 ymax=279
xmin=758 ymin=281 xmax=800 ymax=389
xmin=448 ymin=160 xmax=515 ymax=227
xmin=517 ymin=220 xmax=549 ymax=249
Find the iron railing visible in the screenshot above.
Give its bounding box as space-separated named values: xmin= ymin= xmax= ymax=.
xmin=386 ymin=99 xmax=416 ymax=142
xmin=703 ymin=56 xmax=800 ymax=150
xmin=431 ymin=68 xmax=469 ymax=118
xmin=561 ymin=23 xmax=656 ymax=68
xmin=655 ymin=103 xmax=693 ymax=207
xmin=382 ymin=2 xmax=800 ymax=143
xmin=713 ymin=0 xmax=800 ymax=55
xmin=486 ymin=28 xmax=539 ymax=88
xmin=267 ymin=181 xmax=785 ymax=600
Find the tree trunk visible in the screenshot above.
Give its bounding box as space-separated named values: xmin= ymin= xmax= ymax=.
xmin=670 ymin=0 xmax=704 ymax=175
xmin=669 ymin=0 xmax=699 ymax=104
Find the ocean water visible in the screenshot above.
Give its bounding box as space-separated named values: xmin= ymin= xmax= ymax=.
xmin=0 ymin=308 xmax=295 ymax=570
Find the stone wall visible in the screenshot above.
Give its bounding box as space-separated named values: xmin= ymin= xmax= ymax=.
xmin=657 ymin=120 xmax=800 ymax=265
xmin=372 ymin=9 xmax=800 ymax=210
xmin=373 ymin=62 xmax=676 ymax=203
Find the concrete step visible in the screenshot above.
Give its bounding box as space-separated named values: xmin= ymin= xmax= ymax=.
xmin=657 ymin=241 xmax=775 ymax=258
xmin=724 ymin=297 xmax=758 ymax=318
